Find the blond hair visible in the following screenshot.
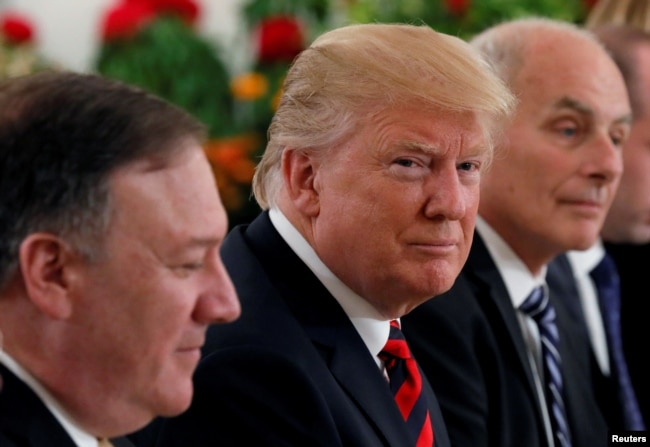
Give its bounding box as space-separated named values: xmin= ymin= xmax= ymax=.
xmin=252 ymin=23 xmax=515 ymax=209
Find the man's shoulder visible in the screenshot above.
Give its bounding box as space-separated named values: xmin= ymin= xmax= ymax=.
xmin=0 ymin=367 xmax=75 ymax=446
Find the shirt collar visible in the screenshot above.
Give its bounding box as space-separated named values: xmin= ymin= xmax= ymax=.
xmin=0 ymin=350 xmax=99 ymax=447
xmin=269 ymin=208 xmax=390 ymax=363
xmin=475 ymin=216 xmax=547 ymax=308
xmin=566 ymin=240 xmax=605 ymax=277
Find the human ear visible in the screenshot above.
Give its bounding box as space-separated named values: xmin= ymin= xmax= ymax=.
xmin=18 ymin=233 xmax=75 ymax=319
xmin=282 ymin=148 xmax=320 ymax=216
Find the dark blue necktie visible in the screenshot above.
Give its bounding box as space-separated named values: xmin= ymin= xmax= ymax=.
xmin=520 ymin=286 xmax=572 ymax=447
xmin=590 ymin=253 xmax=646 ymax=430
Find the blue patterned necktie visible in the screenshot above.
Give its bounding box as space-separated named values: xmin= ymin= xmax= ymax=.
xmin=520 ymin=286 xmax=572 ymax=447
xmin=590 ymin=253 xmax=646 ymax=430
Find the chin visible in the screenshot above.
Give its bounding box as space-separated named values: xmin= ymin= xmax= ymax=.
xmin=157 ymin=396 xmax=193 ymax=418
xmin=154 ymin=378 xmax=194 ymax=417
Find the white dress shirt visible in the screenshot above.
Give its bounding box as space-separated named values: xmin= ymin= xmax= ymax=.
xmin=566 ymin=242 xmax=610 ymax=375
xmin=269 ymin=208 xmax=392 ymax=370
xmin=475 ymin=216 xmax=556 ymax=447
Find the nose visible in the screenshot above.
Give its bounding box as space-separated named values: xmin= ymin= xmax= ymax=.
xmin=193 ymin=258 xmax=241 ymax=324
xmin=584 ymin=133 xmax=623 ymax=184
xmin=422 ymin=166 xmax=468 ymax=220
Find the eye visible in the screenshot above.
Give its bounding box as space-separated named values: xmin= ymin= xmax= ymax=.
xmin=610 ymin=127 xmax=630 ymax=148
xmin=458 ymin=161 xmax=479 ymax=172
xmin=558 ymin=125 xmax=578 ymax=138
xmin=394 ymin=158 xmax=416 ymax=168
xmin=548 ymin=118 xmax=585 ymax=147
xmin=172 ymin=262 xmax=204 ymax=278
xmin=182 ymin=262 xmax=204 ymax=270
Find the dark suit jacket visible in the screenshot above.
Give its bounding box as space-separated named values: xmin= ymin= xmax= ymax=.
xmin=546 ymin=253 xmax=625 ymax=431
xmin=603 ymin=242 xmax=650 ymax=427
xmin=401 ymin=232 xmax=608 ymax=447
xmin=0 ymin=363 xmax=134 ymax=447
xmin=147 ymin=211 xmax=450 ymax=447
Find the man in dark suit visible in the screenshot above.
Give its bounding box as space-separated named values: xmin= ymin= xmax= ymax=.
xmin=401 ymin=18 xmax=631 ymax=447
xmin=0 ymin=71 xmax=240 ymax=446
xmin=607 ymin=242 xmax=650 ymax=426
xmin=144 ymin=23 xmax=515 ymax=447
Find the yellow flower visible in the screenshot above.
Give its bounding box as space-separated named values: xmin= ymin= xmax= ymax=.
xmin=230 ymin=72 xmax=269 ymax=101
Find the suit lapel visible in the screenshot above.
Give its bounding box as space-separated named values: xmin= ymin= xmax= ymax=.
xmin=328 ymin=332 xmax=415 ymax=447
xmin=242 ymin=212 xmax=420 ymax=447
xmin=0 ymin=363 xmax=77 ymax=446
xmin=467 ymin=235 xmax=543 ymax=412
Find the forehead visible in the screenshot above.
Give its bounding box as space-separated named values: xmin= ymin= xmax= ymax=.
xmin=108 ymin=145 xmax=225 ymax=240
xmin=515 ymin=36 xmax=629 ymax=117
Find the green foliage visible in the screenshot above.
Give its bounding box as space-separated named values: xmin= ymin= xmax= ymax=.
xmin=96 ymin=15 xmax=235 ymax=138
xmin=243 ymin=0 xmax=331 ymax=29
xmin=347 ymin=0 xmax=589 ymax=39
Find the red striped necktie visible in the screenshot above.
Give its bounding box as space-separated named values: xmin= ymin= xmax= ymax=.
xmin=379 ymin=319 xmax=434 ymax=447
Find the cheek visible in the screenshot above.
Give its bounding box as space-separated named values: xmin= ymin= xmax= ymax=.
xmin=108 ymin=277 xmax=187 ymax=344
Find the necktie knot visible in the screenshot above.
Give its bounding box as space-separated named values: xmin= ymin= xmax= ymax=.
xmin=520 ymin=286 xmax=556 ymax=326
xmin=380 ymin=320 xmax=412 ymax=362
xmin=590 ymin=253 xmax=621 ymax=314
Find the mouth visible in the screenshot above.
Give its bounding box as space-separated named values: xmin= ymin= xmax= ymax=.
xmin=176 ymin=347 xmax=202 ymax=365
xmin=408 ymin=241 xmax=457 ymax=255
xmin=559 ymin=199 xmax=605 ymax=217
xmin=176 ymin=335 xmax=205 ymax=356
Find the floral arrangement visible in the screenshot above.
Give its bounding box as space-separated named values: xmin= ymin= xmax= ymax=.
xmin=94 ymin=0 xmax=603 ymax=226
xmin=230 ymin=12 xmax=308 ymax=146
xmin=95 ymin=0 xmax=326 ymax=226
xmin=96 ymin=0 xmax=262 ymax=226
xmin=0 ymin=11 xmax=51 ymax=80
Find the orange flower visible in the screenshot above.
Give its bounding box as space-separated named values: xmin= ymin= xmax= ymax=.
xmin=230 ymin=72 xmax=269 ymax=101
xmin=204 ymin=135 xmax=260 ymax=190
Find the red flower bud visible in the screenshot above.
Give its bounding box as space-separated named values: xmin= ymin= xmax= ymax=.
xmin=255 ymin=16 xmax=304 ymax=65
xmin=1 ymin=12 xmax=34 ymax=44
xmin=445 ymin=0 xmax=470 ymax=16
xmin=101 ymin=1 xmax=156 ymax=41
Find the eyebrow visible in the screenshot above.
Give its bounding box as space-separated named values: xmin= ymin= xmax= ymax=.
xmin=402 ymin=140 xmax=438 ymax=154
xmin=181 ymin=236 xmax=223 ymax=251
xmin=554 ymin=96 xmax=633 ymax=126
xmin=401 ymin=139 xmax=488 ymax=159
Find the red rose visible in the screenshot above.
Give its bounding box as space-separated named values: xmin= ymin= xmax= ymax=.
xmin=1 ymin=12 xmax=34 ymax=44
xmin=255 ymin=16 xmax=304 ymax=65
xmin=153 ymin=0 xmax=200 ymax=25
xmin=101 ymin=1 xmax=156 ymax=41
xmin=445 ymin=0 xmax=470 ymax=16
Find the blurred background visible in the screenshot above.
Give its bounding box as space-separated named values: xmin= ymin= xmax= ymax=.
xmin=0 ymin=0 xmax=605 ymax=227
